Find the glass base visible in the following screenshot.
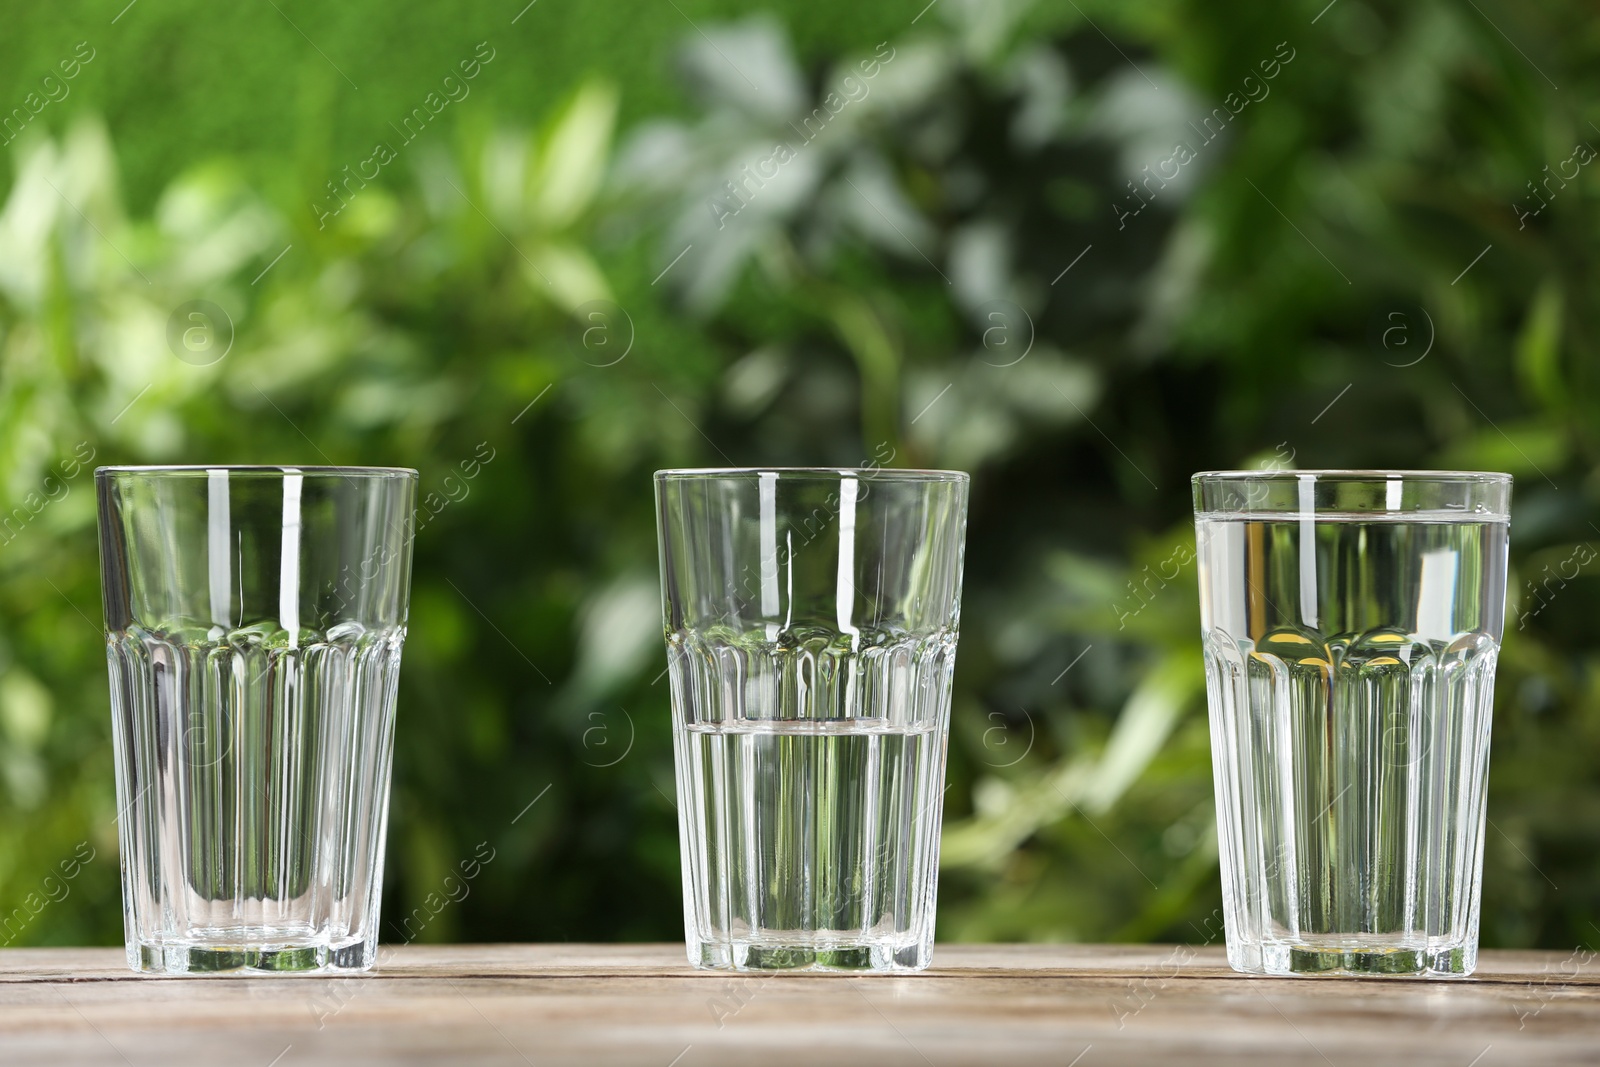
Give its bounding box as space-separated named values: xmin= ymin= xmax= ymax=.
xmin=1233 ymin=937 xmax=1475 ymax=978
xmin=691 ymin=938 xmax=932 ymax=972
xmin=130 ymin=938 xmax=377 ymax=976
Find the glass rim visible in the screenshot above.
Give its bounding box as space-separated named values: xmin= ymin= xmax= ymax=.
xmin=655 ymin=466 xmax=969 ymax=481
xmin=96 ymin=464 xmax=418 ymax=479
xmin=1192 ymin=469 xmax=1511 ymax=484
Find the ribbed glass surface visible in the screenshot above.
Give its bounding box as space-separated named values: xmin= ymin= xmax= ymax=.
xmin=1196 ymin=510 xmax=1507 ymax=976
xmin=670 ymin=630 xmax=954 ymax=970
xmin=656 ymin=469 xmax=968 ymax=971
xmin=108 ymin=625 xmax=404 ymax=973
xmin=97 ymin=467 xmax=415 ymax=974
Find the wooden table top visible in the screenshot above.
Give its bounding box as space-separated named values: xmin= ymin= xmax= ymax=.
xmin=1 ymin=943 xmax=1594 ymax=1065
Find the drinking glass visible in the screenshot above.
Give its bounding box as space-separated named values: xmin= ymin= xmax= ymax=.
xmin=1193 ymin=470 xmax=1511 ymax=977
xmin=656 ymin=467 xmax=969 ymax=971
xmin=97 ymin=465 xmax=417 ymax=974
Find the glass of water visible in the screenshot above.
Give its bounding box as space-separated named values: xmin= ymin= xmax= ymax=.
xmin=1193 ymin=470 xmax=1511 ymax=977
xmin=656 ymin=467 xmax=969 ymax=971
xmin=97 ymin=465 xmax=417 ymax=974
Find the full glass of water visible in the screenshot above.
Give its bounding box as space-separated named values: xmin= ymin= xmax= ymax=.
xmin=656 ymin=467 xmax=969 ymax=971
xmin=97 ymin=465 xmax=417 ymax=975
xmin=1193 ymin=470 xmax=1511 ymax=977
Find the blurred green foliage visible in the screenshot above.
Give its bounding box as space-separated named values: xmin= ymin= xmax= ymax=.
xmin=0 ymin=0 xmax=1597 ymax=951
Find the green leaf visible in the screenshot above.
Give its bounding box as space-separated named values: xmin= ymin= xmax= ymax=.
xmin=1514 ymin=281 xmax=1563 ymax=411
xmin=527 ymin=242 xmax=613 ymax=310
xmin=1437 ymin=423 xmax=1565 ymax=477
xmin=529 ymin=81 xmax=618 ymax=229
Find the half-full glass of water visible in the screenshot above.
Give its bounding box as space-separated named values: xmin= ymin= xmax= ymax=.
xmin=656 ymin=467 xmax=969 ymax=971
xmin=97 ymin=465 xmax=417 ymax=974
xmin=1193 ymin=470 xmax=1511 ymax=976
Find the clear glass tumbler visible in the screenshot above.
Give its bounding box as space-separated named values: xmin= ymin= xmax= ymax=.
xmin=1193 ymin=470 xmax=1511 ymax=977
xmin=97 ymin=465 xmax=417 ymax=975
xmin=656 ymin=467 xmax=969 ymax=971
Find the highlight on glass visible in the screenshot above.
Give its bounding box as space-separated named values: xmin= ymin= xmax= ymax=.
xmin=97 ymin=465 xmax=417 ymax=975
xmin=656 ymin=467 xmax=969 ymax=972
xmin=1193 ymin=470 xmax=1511 ymax=977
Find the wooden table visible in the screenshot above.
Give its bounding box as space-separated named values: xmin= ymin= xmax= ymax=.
xmin=1 ymin=944 xmax=1594 ymax=1065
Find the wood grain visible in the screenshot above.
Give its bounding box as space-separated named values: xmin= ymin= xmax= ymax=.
xmin=1 ymin=944 xmax=1595 ymax=1066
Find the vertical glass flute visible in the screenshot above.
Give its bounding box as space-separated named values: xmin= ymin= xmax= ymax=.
xmin=97 ymin=465 xmax=416 ymax=974
xmin=1194 ymin=470 xmax=1511 ymax=976
xmin=656 ymin=467 xmax=969 ymax=971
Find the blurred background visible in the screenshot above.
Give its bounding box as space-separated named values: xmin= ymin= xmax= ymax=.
xmin=0 ymin=0 xmax=1594 ymax=951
